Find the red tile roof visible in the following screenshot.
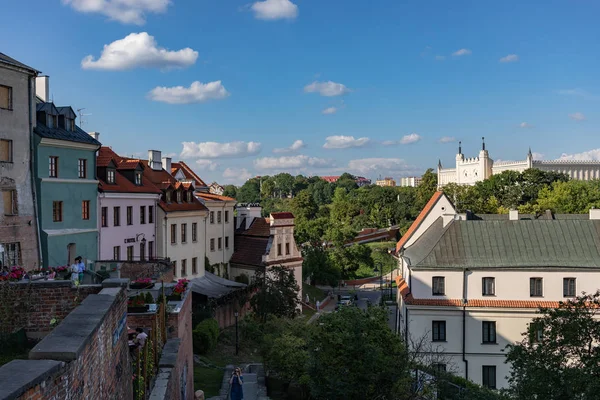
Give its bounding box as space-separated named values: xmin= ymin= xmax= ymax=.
xmin=196 ymin=192 xmax=236 ymax=202
xmin=270 ymin=212 xmax=294 ymax=220
xmin=171 ymin=161 xmax=207 ymax=187
xmin=229 ymin=236 xmax=269 ymax=266
xmin=241 ymin=218 xmax=271 ymax=237
xmin=396 ymin=191 xmax=444 ymax=253
xmin=97 ymin=147 xmax=161 ymax=194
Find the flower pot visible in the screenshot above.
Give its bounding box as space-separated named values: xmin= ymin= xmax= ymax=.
xmin=130 ymin=282 xmax=155 ymax=290
xmin=127 ymin=305 xmax=149 ymax=313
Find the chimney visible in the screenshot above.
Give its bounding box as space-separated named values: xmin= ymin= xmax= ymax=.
xmin=36 ymin=76 xmax=49 ymax=102
xmin=89 ymin=132 xmax=100 ymax=140
xmin=509 ymin=209 xmax=519 ymax=221
xmin=162 ymin=157 xmax=172 ymax=176
xmin=148 ymin=150 xmax=162 ymax=171
xmin=590 ymin=208 xmax=600 ymax=220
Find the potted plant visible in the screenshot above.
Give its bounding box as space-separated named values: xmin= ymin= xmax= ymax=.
xmin=130 ymin=277 xmax=154 ymax=290
xmin=166 ymin=279 xmax=189 ymax=301
xmin=127 ymin=294 xmax=149 ymax=313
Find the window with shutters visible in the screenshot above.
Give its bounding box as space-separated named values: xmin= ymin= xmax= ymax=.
xmin=482 ymin=366 xmax=496 ymax=389
xmin=482 ymin=277 xmax=495 ymax=296
xmin=482 ymin=321 xmax=497 ymax=344
xmin=0 ymin=85 xmax=12 ymax=110
xmin=81 ymin=200 xmax=90 ymax=220
xmin=563 ymin=278 xmax=576 ymax=297
xmin=2 ymin=190 xmax=17 ymax=215
xmin=0 ymin=139 xmax=12 ymax=162
xmin=53 ymin=201 xmax=63 ymax=222
xmin=530 ymin=277 xmax=543 ymax=297
xmin=432 ymin=276 xmax=445 ymax=295
xmin=432 ymin=321 xmax=446 ymax=341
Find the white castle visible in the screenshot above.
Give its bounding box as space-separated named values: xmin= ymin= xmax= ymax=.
xmin=438 ymin=138 xmax=600 ymax=187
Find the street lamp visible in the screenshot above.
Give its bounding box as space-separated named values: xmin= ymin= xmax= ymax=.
xmin=234 ymin=311 xmax=239 ymax=356
xmin=374 ymin=262 xmax=383 ymax=304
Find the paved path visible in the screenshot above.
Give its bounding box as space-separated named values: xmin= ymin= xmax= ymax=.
xmin=242 ymin=372 xmax=258 ymax=400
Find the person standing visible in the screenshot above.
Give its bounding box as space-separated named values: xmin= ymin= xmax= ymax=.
xmin=75 ymin=256 xmax=85 ymax=284
xmin=229 ymin=367 xmax=244 ymax=400
xmin=70 ymin=261 xmax=79 ymax=284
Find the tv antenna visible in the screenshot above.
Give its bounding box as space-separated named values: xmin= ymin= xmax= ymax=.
xmin=77 ymin=108 xmax=92 ymax=128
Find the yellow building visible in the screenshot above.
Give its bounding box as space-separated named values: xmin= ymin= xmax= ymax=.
xmin=375 ymin=177 xmax=396 ymax=187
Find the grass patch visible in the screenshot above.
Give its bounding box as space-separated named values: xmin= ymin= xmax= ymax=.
xmin=302 ymin=283 xmax=326 ymax=303
xmin=302 ymin=307 xmax=317 ymax=319
xmin=193 ymin=366 xmax=224 ymax=397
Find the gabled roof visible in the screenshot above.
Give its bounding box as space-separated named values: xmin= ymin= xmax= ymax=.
xmin=271 ymin=212 xmax=294 ymax=220
xmin=229 ymin=236 xmax=269 ymax=267
xmin=196 ymin=192 xmax=235 ymax=202
xmin=36 ymin=102 xmax=59 ymax=115
xmin=240 ymin=218 xmax=271 ymax=237
xmin=56 ymin=106 xmax=76 ymax=119
xmin=0 ymin=52 xmax=39 ymax=74
xmin=396 ymin=191 xmax=444 ymax=253
xmin=171 ymin=161 xmax=207 ymax=187
xmin=97 ymin=147 xmax=161 ymax=195
xmin=34 ymin=115 xmax=101 ymax=146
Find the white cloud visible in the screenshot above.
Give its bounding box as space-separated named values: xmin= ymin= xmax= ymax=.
xmin=63 ymin=0 xmax=169 ymax=25
xmin=195 ymin=159 xmax=218 ymax=171
xmin=181 ymin=141 xmax=261 ymax=159
xmin=499 ymin=54 xmax=519 ymax=63
xmin=148 ymin=81 xmax=229 ymax=104
xmin=435 ymin=55 xmax=446 ymax=61
xmin=322 ymin=106 xmax=338 ymax=115
xmin=557 ymin=88 xmax=597 ymax=100
xmin=347 ymin=158 xmax=415 ymax=175
xmin=569 ymin=112 xmax=586 ymax=121
xmin=81 ymin=32 xmax=198 ymax=70
xmin=559 ymin=148 xmax=600 ymax=161
xmin=519 ymin=122 xmax=534 ymax=128
xmin=251 ymin=0 xmax=298 ymax=20
xmin=304 ymin=81 xmax=350 ymax=97
xmin=382 ymin=134 xmax=421 ymax=146
xmin=452 ymin=48 xmax=472 ymax=56
xmin=532 ymin=152 xmax=544 ymax=160
xmin=273 ymin=140 xmax=305 ymax=154
xmin=439 ymin=136 xmax=456 ymax=143
xmin=222 ymin=168 xmax=253 ymax=185
xmin=323 ymin=135 xmax=370 ymax=149
xmin=254 ymin=155 xmax=331 ymax=170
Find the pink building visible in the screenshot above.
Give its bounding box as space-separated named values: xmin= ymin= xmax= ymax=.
xmin=97 ymin=147 xmax=162 ymax=261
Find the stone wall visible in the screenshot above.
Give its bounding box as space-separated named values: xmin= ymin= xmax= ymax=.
xmin=0 ymin=279 xmax=132 ymax=400
xmin=119 ymin=260 xmax=174 ymax=282
xmin=166 ymin=286 xmax=194 ymax=400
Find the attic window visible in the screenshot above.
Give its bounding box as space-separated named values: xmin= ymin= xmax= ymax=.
xmin=107 ymin=169 xmax=115 ymax=184
xmin=187 ymin=192 xmax=192 ymax=202
xmin=65 ymin=118 xmax=75 ymax=131
xmin=47 ymin=115 xmax=58 ymax=128
xmin=177 ymin=191 xmax=182 ymax=203
xmin=166 ymin=191 xmax=172 ymax=203
xmin=135 ymin=172 xmax=142 ymax=186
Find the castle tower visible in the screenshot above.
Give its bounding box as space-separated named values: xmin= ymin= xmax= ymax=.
xmin=479 ymin=137 xmax=493 ymax=180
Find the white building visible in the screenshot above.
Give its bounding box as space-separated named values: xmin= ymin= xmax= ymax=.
xmin=399 ymin=176 xmax=422 ymax=187
xmin=395 ymin=191 xmax=600 ymax=389
xmin=437 ymin=139 xmax=600 ymax=187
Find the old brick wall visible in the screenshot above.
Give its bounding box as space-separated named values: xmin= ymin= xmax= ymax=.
xmin=119 ymin=260 xmax=174 ymax=282
xmin=166 ymin=288 xmax=194 ymax=400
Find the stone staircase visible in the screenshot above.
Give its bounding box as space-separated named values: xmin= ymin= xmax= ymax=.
xmin=207 ymin=363 xmax=269 ymax=400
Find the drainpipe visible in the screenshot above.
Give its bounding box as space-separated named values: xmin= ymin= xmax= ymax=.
xmin=28 ymin=75 xmax=43 ymax=267
xmin=462 ymin=268 xmax=469 ymax=381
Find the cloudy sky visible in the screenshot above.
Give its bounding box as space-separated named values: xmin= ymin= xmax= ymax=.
xmin=3 ymin=0 xmax=599 ymax=184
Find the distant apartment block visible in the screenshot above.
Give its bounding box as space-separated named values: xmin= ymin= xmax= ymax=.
xmin=399 ymin=176 xmax=422 ymax=187
xmin=375 ymin=177 xmax=396 ymax=187
xmin=320 ymin=175 xmax=372 ymax=187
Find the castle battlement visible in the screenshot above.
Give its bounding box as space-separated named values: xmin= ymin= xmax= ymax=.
xmin=493 ymin=160 xmax=527 ymax=166
xmin=534 ymin=159 xmax=600 ymax=165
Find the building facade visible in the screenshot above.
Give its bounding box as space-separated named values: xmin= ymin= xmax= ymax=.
xmin=96 ymin=146 xmax=161 ymax=261
xmin=33 ymin=78 xmax=101 ymax=268
xmin=376 ymin=177 xmax=396 ymax=187
xmin=395 ymin=192 xmax=600 ymax=389
xmin=399 ymin=176 xmax=422 ymax=187
xmin=0 ymin=53 xmax=40 ymax=269
xmin=438 ymin=139 xmax=600 ymax=187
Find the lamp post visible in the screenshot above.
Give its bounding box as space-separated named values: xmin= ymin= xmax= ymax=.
xmin=374 ymin=262 xmax=383 ymax=304
xmin=234 ymin=311 xmax=239 ymax=356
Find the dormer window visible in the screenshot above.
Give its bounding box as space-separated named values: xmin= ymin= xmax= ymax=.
xmin=187 ymin=192 xmax=192 ymax=202
xmin=107 ymin=169 xmax=116 ymax=184
xmin=166 ymin=191 xmax=172 ymax=203
xmin=177 ymin=191 xmax=182 ymax=203
xmin=47 ymin=115 xmax=58 ymax=128
xmin=135 ymin=172 xmax=142 ymax=185
xmin=64 ymin=118 xmax=75 ymax=131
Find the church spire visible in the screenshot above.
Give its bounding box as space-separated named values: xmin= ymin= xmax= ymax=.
xmin=528 ymin=147 xmax=533 ymax=158
xmin=458 ymin=141 xmax=462 ymax=154
xmin=482 ymin=136 xmax=486 ymax=151
xmin=438 ymin=159 xmax=442 ymax=169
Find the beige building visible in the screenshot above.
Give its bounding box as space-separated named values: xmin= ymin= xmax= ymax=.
xmin=376 ymin=177 xmax=396 ymax=187
xmin=399 ymin=176 xmax=422 ymax=187
xmin=396 ymin=191 xmax=600 ymax=389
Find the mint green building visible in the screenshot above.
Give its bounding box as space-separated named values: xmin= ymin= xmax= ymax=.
xmin=33 ymin=101 xmax=101 ymax=267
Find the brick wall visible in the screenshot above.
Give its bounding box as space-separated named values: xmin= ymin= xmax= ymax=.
xmin=119 ymin=260 xmax=174 ymax=282
xmin=166 ymin=287 xmax=194 ymax=400
xmin=0 ymin=279 xmax=133 ymax=400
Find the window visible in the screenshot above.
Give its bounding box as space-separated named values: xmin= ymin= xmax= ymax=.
xmin=171 ymin=224 xmax=177 ymax=244
xmin=113 ymin=206 xmax=120 ymax=226
xmin=187 ymin=192 xmax=192 ymax=202
xmin=432 ymin=363 xmax=446 ymax=373
xmin=52 ymin=201 xmax=63 ymax=222
xmin=177 ymin=191 xmax=182 ymax=203
xmin=148 ymin=206 xmax=154 ymax=224
xmin=173 ymin=261 xmax=177 ymax=277
xmin=482 ymin=366 xmax=496 ymax=389
xmin=218 ymin=237 xmax=222 ymax=250
xmin=530 ymin=322 xmax=544 ymax=343
xmin=225 ymin=236 xmax=229 ymax=249
xmin=210 ymin=211 xmax=214 ymax=224
xmin=148 ymin=241 xmax=154 ymax=260
xmin=126 ymin=206 xmax=133 ymax=225
xmin=432 ymin=277 xmax=445 ymax=295
xmin=192 ymin=223 xmax=197 ymax=242
xmin=0 ymin=85 xmax=12 ymax=110
xmin=225 ymin=210 xmax=229 ymax=223
xmin=140 ymin=206 xmax=146 ymax=224
xmin=482 ymin=277 xmax=495 ymax=296
xmin=166 ymin=191 xmax=172 ymax=203
xmin=277 ymin=243 xmax=282 ymax=256
xmin=0 ymin=243 xmax=21 ymax=266
xmin=217 ymin=211 xmax=222 ymax=223
xmin=81 ymin=200 xmax=90 ymax=220
xmin=181 ymin=259 xmax=187 ymax=277
xmin=127 ymin=246 xmax=134 ymax=261
xmin=101 ymin=207 xmax=108 ymax=227
xmin=530 ymin=277 xmax=543 ymax=297
xmin=432 ymin=321 xmax=446 ymax=342
xmin=135 ymin=172 xmax=142 ymax=185
xmin=47 ymin=115 xmax=57 ymax=128
xmin=285 ymin=243 xmax=290 ymax=255
xmin=140 ymin=241 xmax=145 ymax=261
xmin=107 ymin=169 xmax=115 ymax=184
xmin=2 ymin=190 xmax=17 ymax=215
xmin=192 ymin=257 xmax=198 ymax=275
xmin=210 ymin=238 xmax=215 ymax=251
xmin=482 ymin=321 xmax=497 ymax=344
xmin=113 ymin=246 xmax=120 ymax=260
xmin=181 ymin=223 xmax=187 ymax=243
xmin=0 ymin=139 xmax=13 ymax=162
xmin=78 ymin=159 xmax=87 ymax=179
xmin=49 ymin=156 xmax=58 ymax=178
xmin=563 ymin=278 xmax=576 ymax=297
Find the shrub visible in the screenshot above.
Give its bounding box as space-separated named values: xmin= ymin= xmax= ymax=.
xmin=193 ymin=318 xmax=220 ymax=355
xmin=144 ymin=292 xmax=154 ymax=304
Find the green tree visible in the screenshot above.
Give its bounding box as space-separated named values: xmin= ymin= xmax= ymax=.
xmin=251 ymin=265 xmax=300 ymax=322
xmin=534 ymin=180 xmax=600 ymax=214
xmin=309 ymin=179 xmax=335 ymax=206
xmin=415 ymin=168 xmax=437 ymax=209
xmin=260 ymin=176 xmax=276 ymax=199
xmin=505 ymin=291 xmax=600 ymax=399
xmin=291 ymin=190 xmax=319 ymax=220
xmin=273 ymin=173 xmax=295 ymax=198
xmin=302 ymin=245 xmax=340 ymax=286
xmin=222 ymin=185 xmax=237 ymax=199
xmin=307 ymin=306 xmax=410 ymax=400
xmin=335 ymin=173 xmax=358 ymax=192
xmin=237 ymin=177 xmax=261 ymax=203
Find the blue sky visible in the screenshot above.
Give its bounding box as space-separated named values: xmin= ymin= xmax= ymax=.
xmin=3 ymin=0 xmax=599 ymax=184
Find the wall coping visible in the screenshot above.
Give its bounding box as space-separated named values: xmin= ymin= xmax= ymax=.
xmin=158 ymin=339 xmax=181 ymax=368
xmin=0 ymin=360 xmax=64 ymax=400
